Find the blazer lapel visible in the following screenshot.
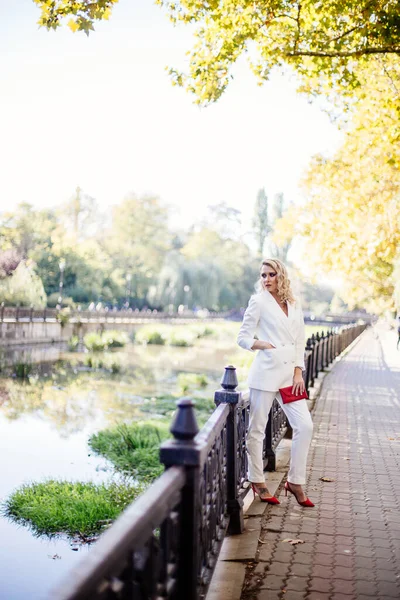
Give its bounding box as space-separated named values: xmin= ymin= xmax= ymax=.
xmin=264 ymin=291 xmax=296 ymax=340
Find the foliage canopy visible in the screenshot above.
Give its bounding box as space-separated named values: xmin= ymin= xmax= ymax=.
xmin=274 ymin=60 xmax=400 ymax=313
xmin=35 ymin=1 xmax=400 ymax=105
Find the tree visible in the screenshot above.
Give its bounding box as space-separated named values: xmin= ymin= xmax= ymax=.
xmin=273 ymin=62 xmax=400 ymax=314
xmin=180 ymin=226 xmax=258 ymax=308
xmin=0 ymin=261 xmax=47 ymax=308
xmin=33 ymin=0 xmax=118 ymax=34
xmin=106 ymin=194 xmax=172 ymax=304
xmin=37 ymin=1 xmax=400 ymax=105
xmin=270 ymin=193 xmax=291 ymax=262
xmin=60 ymin=186 xmax=100 ymax=241
xmin=205 ymin=202 xmax=242 ymax=240
xmin=252 ymin=188 xmax=270 ymax=258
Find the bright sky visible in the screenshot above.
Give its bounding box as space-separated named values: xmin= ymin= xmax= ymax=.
xmin=0 ymin=0 xmax=343 ymax=231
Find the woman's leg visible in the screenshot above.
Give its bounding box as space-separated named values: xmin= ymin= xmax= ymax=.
xmin=277 ymin=394 xmax=313 ymax=485
xmin=246 ymin=388 xmax=276 ymax=483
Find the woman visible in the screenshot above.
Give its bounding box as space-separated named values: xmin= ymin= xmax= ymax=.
xmin=237 ymin=259 xmax=314 ymax=507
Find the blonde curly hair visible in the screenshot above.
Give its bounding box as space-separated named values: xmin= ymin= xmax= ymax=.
xmin=260 ymin=259 xmax=296 ymax=304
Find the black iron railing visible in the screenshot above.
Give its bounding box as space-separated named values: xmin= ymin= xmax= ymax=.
xmin=51 ymin=322 xmax=367 ymax=600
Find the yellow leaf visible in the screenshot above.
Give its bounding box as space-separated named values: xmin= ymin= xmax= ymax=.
xmin=68 ymin=19 xmax=79 ymax=33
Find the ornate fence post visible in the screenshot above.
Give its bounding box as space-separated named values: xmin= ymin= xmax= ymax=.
xmin=328 ymin=330 xmax=333 ymax=364
xmin=319 ymin=331 xmax=325 ymax=370
xmin=160 ymin=398 xmax=200 ymax=600
xmin=333 ymin=327 xmax=338 ymax=358
xmin=322 ymin=331 xmax=328 ymax=369
xmin=314 ymin=332 xmax=320 ymax=379
xmin=265 ymin=407 xmax=277 ymax=472
xmin=214 ymin=365 xmax=244 ymax=535
xmin=305 ymin=337 xmax=313 ymax=391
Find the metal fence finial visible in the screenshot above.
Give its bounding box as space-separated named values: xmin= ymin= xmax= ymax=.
xmin=220 ymin=365 xmax=238 ymax=390
xmin=170 ymin=397 xmax=199 ymax=441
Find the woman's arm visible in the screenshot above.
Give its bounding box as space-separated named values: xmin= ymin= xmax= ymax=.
xmin=237 ymin=295 xmax=260 ymax=351
xmin=237 ymin=295 xmax=274 ymax=351
xmin=293 ymin=303 xmax=306 ymax=394
xmin=294 ymin=304 xmax=306 ymax=370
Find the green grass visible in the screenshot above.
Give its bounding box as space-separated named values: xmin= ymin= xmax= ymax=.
xmin=89 ymin=422 xmax=171 ymax=481
xmin=3 ymin=480 xmax=142 ymax=539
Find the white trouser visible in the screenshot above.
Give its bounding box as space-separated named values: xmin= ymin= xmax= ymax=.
xmin=247 ymin=388 xmax=313 ymax=485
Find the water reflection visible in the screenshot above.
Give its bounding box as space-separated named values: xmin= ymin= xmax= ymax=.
xmin=0 ymin=338 xmax=244 ymax=599
xmin=0 ymin=342 xmax=244 ymax=434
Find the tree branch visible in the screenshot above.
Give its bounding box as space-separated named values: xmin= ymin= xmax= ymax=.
xmin=327 ymin=24 xmax=364 ymax=44
xmin=286 ymin=47 xmax=400 ymax=58
xmin=294 ymin=3 xmax=302 ymax=53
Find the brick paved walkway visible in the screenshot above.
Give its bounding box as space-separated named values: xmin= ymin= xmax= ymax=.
xmin=241 ymin=325 xmax=400 ymax=600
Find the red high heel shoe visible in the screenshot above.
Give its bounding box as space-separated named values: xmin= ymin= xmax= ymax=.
xmin=251 ymin=483 xmax=280 ymax=505
xmin=284 ymin=481 xmax=314 ymax=507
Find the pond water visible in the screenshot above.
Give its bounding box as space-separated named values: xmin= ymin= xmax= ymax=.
xmin=0 ymin=322 xmax=323 ymax=599
xmin=0 ymin=332 xmax=244 ymax=600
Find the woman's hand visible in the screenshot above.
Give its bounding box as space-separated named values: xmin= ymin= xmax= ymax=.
xmin=263 ymin=341 xmax=276 ymax=350
xmin=292 ymin=367 xmax=305 ymax=395
xmin=250 ymin=340 xmax=276 ymax=351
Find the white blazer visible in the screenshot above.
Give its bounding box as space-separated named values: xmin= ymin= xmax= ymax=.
xmin=237 ymin=290 xmax=306 ymax=392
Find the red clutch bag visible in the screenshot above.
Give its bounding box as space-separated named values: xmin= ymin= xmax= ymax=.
xmin=279 ymin=386 xmax=308 ymax=404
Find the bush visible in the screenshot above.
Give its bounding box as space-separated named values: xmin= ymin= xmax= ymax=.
xmin=2 ymin=480 xmax=142 ymax=539
xmin=0 ymin=261 xmax=46 ymax=308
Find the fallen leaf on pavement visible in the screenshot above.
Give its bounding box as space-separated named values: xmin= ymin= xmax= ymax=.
xmin=282 ymin=538 xmax=304 ymax=545
xmin=319 ymin=477 xmax=335 ymax=482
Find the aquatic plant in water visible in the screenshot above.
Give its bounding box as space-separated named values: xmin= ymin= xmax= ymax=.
xmin=177 ymin=372 xmax=208 ymax=394
xmin=89 ymin=421 xmax=171 ymax=481
xmin=83 ymin=330 xmax=129 ymax=352
xmin=14 ymin=361 xmax=33 ymax=380
xmin=2 ymin=480 xmax=142 ymax=539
